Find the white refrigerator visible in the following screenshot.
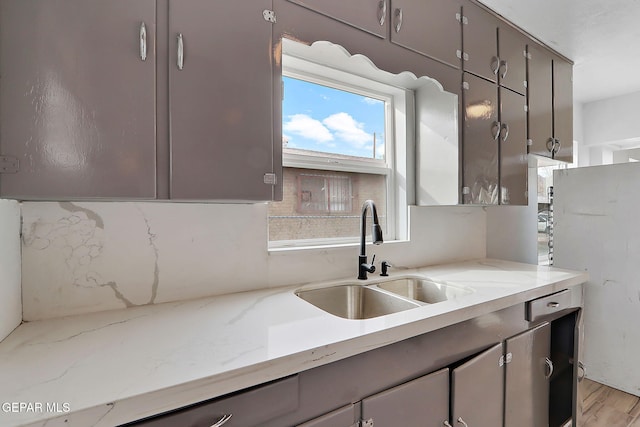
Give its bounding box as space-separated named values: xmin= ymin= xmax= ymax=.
xmin=554 ymin=162 xmax=640 ymax=397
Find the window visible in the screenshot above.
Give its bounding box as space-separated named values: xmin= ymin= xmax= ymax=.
xmin=297 ymin=173 xmax=352 ymax=214
xmin=269 ymin=40 xmax=412 ymax=248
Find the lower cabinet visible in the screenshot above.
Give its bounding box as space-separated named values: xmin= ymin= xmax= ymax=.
xmin=505 ymin=322 xmax=552 ymax=427
xmin=361 ymin=368 xmax=449 ymax=426
xmin=296 ymin=404 xmax=358 ymax=427
xmin=123 ymin=375 xmax=300 ymax=427
xmin=124 ymin=300 xmax=581 ymax=427
xmin=451 ymin=343 xmax=505 ymax=427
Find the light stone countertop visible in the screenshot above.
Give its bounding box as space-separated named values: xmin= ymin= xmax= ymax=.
xmin=0 ymin=258 xmax=587 ymax=427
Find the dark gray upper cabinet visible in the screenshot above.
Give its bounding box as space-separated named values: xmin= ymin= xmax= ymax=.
xmin=389 ymin=0 xmax=462 ymax=68
xmin=462 ymin=1 xmax=527 ymax=95
xmin=0 ymin=0 xmax=157 ymax=199
xmin=0 ymin=0 xmax=280 ymax=202
xmin=451 ymin=343 xmax=505 ymax=427
xmin=168 ymin=0 xmax=277 ymax=201
xmin=552 ymin=58 xmax=574 ymax=163
xmin=499 ymin=87 xmax=528 ymax=205
xmin=463 ymin=73 xmax=526 ymax=205
xmin=527 ymin=43 xmax=574 ymax=163
xmin=361 ymin=368 xmax=449 ymax=426
xmin=461 ymin=1 xmax=499 ymax=83
xmin=285 ymin=0 xmax=389 ymax=38
xmin=498 ymin=24 xmax=528 ymax=95
xmin=505 ymin=322 xmax=551 ymax=427
xmin=462 ymin=73 xmax=500 ymax=205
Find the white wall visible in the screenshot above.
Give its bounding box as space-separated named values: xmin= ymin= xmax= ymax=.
xmin=21 ymin=202 xmax=487 ymax=321
xmin=0 ymin=200 xmax=21 ymax=342
xmin=485 ymin=164 xmax=538 ymax=264
xmin=577 ymin=90 xmax=640 ymax=166
xmin=583 ymin=90 xmax=640 ymax=147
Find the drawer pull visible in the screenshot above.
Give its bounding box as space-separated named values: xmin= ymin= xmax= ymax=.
xmin=444 ymin=421 xmax=453 ymax=427
xmin=457 ymin=417 xmax=469 ymax=427
xmin=211 ymin=414 xmax=232 ymax=427
xmin=547 ymin=302 xmax=560 ymax=308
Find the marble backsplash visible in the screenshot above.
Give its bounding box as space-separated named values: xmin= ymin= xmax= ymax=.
xmin=0 ymin=199 xmax=21 ymax=341
xmin=21 ymin=202 xmax=486 ymax=321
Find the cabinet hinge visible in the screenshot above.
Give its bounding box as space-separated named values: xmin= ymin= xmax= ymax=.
xmin=360 ymin=418 xmax=374 ymax=427
xmin=456 ymin=13 xmax=468 ymax=25
xmin=264 ymin=173 xmax=278 ymax=185
xmin=524 ymin=105 xmax=529 ymax=112
xmin=263 ymin=9 xmax=276 ymax=23
xmin=527 ymin=139 xmax=533 ymax=146
xmin=499 ymin=352 xmax=513 ymax=367
xmin=0 ymin=156 xmax=19 ymax=174
xmin=462 ymin=81 xmax=470 ymax=90
xmin=526 ymin=52 xmax=532 ymax=60
xmin=462 ymin=186 xmax=470 ymax=195
xmin=456 ymin=50 xmax=469 ymax=61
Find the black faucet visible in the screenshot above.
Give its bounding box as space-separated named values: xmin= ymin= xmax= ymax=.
xmin=358 ymin=200 xmax=383 ymax=280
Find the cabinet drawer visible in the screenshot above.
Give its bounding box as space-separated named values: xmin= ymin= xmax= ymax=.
xmin=126 ymin=375 xmax=299 ymax=427
xmin=526 ymin=289 xmax=572 ymax=322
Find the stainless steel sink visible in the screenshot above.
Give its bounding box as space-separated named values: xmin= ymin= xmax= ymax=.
xmin=296 ymin=285 xmax=420 ymax=319
xmin=375 ymin=277 xmax=472 ymax=304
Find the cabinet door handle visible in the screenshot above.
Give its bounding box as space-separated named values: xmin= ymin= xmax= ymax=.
xmin=394 ymin=8 xmax=403 ymax=33
xmin=553 ymin=138 xmax=561 ymax=154
xmin=545 ymin=357 xmax=554 ymax=379
xmin=546 ymin=137 xmax=555 ymax=153
xmin=139 ymin=22 xmax=147 ymax=61
xmin=177 ymin=33 xmax=184 ymax=70
xmin=378 ymin=0 xmax=387 ymax=26
xmin=499 ymin=59 xmax=508 ymax=79
xmin=491 ymin=121 xmax=501 ymax=141
xmin=490 ymin=56 xmax=500 ymax=75
xmin=500 ymin=122 xmax=510 ymax=142
xmin=210 ymin=414 xmax=232 ymax=427
xmin=578 ymin=360 xmax=586 ymax=381
xmin=444 ymin=421 xmax=454 ymax=427
xmin=457 ymin=417 xmax=469 ymax=427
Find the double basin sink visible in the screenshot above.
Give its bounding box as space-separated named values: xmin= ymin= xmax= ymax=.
xmin=296 ymin=276 xmax=473 ymax=320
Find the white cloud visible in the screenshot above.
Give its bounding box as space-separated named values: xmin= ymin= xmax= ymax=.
xmin=283 ymin=114 xmax=334 ymax=143
xmin=362 ymin=97 xmax=383 ymax=105
xmin=322 ymin=112 xmax=372 ymax=148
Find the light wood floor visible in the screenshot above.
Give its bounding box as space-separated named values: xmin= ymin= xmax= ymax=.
xmin=581 ymin=379 xmax=640 ymax=426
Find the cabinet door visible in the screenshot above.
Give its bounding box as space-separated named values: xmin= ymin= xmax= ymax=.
xmin=499 ymin=88 xmax=527 ymax=205
xmin=462 ymin=1 xmax=499 ymax=83
xmin=553 ymin=57 xmax=573 ymax=163
xmin=504 ymin=322 xmax=551 ymax=427
xmin=527 ymin=43 xmax=554 ymax=159
xmin=169 ymin=0 xmax=276 ymax=201
xmin=498 ymin=24 xmax=527 ymax=95
xmin=296 ymin=404 xmax=357 ymax=427
xmin=462 ymin=73 xmax=499 ymax=205
xmin=130 ymin=376 xmax=299 ymax=427
xmin=361 ymin=368 xmax=449 ymax=426
xmin=0 ymin=0 xmax=157 ymax=199
xmin=285 ymin=0 xmax=388 ymax=38
xmin=390 ymin=0 xmax=461 ymax=68
xmin=451 ymin=343 xmax=504 ymax=427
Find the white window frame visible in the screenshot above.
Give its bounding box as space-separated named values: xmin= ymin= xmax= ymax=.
xmin=269 ymin=45 xmax=413 ymax=249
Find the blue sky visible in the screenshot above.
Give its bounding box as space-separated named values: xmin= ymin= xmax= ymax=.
xmin=282 ymin=76 xmax=386 ymax=159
